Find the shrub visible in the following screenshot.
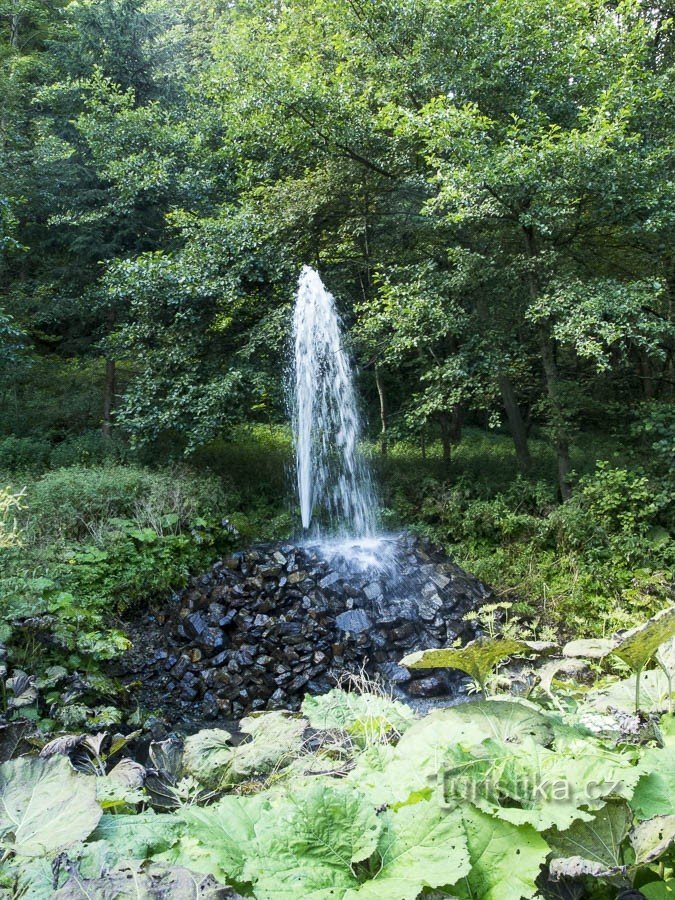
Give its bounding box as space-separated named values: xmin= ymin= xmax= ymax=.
xmin=48 ymin=432 xmax=127 ymax=469
xmin=0 ymin=436 xmax=51 ymax=474
xmin=22 ymin=465 xmax=228 ymax=542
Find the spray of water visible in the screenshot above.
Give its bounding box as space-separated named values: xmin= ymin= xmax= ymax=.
xmin=291 ymin=266 xmax=377 ymax=538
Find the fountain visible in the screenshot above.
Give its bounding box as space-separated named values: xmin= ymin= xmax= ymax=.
xmin=115 ymin=268 xmax=493 ymax=724
xmin=292 ymin=267 xmax=376 ymax=535
xmin=292 ymin=266 xmax=397 ymax=572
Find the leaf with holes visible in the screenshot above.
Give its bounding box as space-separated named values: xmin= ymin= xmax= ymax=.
xmin=0 ymin=756 xmax=101 ymax=857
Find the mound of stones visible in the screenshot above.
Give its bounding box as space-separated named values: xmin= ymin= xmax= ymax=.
xmin=117 ymin=534 xmax=494 ymax=724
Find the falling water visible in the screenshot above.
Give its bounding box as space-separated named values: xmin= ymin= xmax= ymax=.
xmin=292 ymin=266 xmax=377 ymax=538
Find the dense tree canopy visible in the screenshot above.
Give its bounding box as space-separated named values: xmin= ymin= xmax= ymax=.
xmin=0 ymin=0 xmax=673 ymax=493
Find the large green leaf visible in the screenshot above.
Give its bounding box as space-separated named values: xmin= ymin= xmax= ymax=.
xmin=401 ymin=638 xmax=555 ymax=688
xmin=301 ymin=689 xmax=414 ymax=737
xmin=53 ymin=860 xmax=229 ymax=899
xmin=562 ymin=638 xmax=619 ymax=659
xmin=168 ymin=794 xmax=269 ymax=884
xmin=444 ymin=734 xmax=640 ymax=831
xmin=91 ymin=811 xmax=181 ymax=860
xmin=613 ymin=606 xmax=675 ymax=672
xmin=182 ymin=729 xmax=233 ymax=789
xmin=453 ymin=805 xmax=549 ymax=900
xmin=343 ymin=799 xmax=470 ymax=899
xmin=0 ymin=756 xmax=102 ymax=857
xmin=248 ymin=783 xmax=382 ymax=899
xmin=546 ymin=802 xmax=632 ymax=882
xmin=232 ymin=711 xmax=307 ymax=777
xmin=630 ymin=815 xmax=675 ymax=865
xmin=631 ymin=745 xmax=675 ymax=819
xmin=347 ymin=700 xmax=553 ymax=809
xmin=586 ymin=670 xmax=673 ymax=713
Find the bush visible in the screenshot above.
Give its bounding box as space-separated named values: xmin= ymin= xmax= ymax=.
xmin=0 ymin=436 xmax=51 ymax=474
xmin=22 ymin=464 xmax=228 ymax=542
xmin=48 ymin=432 xmax=128 ymax=469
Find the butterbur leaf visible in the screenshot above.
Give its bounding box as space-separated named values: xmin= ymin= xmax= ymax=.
xmin=545 ymin=802 xmax=632 ymax=883
xmin=6 ymin=671 xmax=38 ymax=709
xmin=90 ymin=811 xmax=180 ymax=859
xmin=173 ymin=794 xmax=269 ymax=884
xmin=586 ymin=670 xmax=672 ymax=713
xmin=613 ymin=606 xmax=675 ymax=672
xmin=630 ymin=815 xmax=675 ymax=865
xmin=250 ymin=784 xmax=382 ymax=898
xmin=148 ymin=736 xmax=183 ymax=779
xmin=537 ymin=658 xmax=588 ymax=696
xmin=343 ymin=798 xmax=470 ymax=900
xmin=53 ymin=859 xmax=230 ymax=899
xmin=0 ymin=755 xmax=102 ymax=857
xmin=39 ymin=734 xmax=85 ymax=759
xmin=563 ymin=639 xmax=619 ymax=659
xmin=631 ymin=743 xmax=675 ymax=819
xmin=548 ymin=856 xmax=624 ymax=881
xmin=301 ymin=688 xmax=414 ymax=736
xmin=0 ymin=720 xmax=32 ymax=763
xmin=182 ymin=729 xmax=233 ymax=789
xmin=454 ymin=805 xmax=549 ymax=900
xmin=402 ymin=637 xmax=552 ymax=688
xmin=233 ymin=711 xmax=307 ymax=777
xmin=107 ymin=758 xmax=146 ymax=788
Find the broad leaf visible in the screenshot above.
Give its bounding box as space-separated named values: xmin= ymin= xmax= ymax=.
xmin=630 ymin=815 xmax=675 ymax=865
xmin=546 ymin=802 xmax=632 ymax=881
xmin=586 ymin=670 xmax=673 ymax=713
xmin=301 ymin=689 xmax=414 ymax=737
xmin=613 ymin=606 xmax=675 ymax=672
xmin=233 ymin=711 xmax=307 ymax=777
xmin=91 ymin=811 xmax=181 ymax=859
xmin=170 ymin=794 xmax=269 ymax=883
xmin=182 ymin=729 xmax=233 ymax=789
xmin=0 ymin=755 xmax=101 ymax=857
xmin=562 ymin=638 xmax=618 ymax=659
xmin=344 ymin=799 xmax=470 ymax=899
xmin=249 ymin=783 xmax=382 ymax=899
xmin=631 ymin=745 xmax=675 ymax=819
xmin=53 ymin=860 xmax=230 ymax=899
xmin=453 ymin=805 xmax=549 ymax=900
xmin=401 ymin=637 xmax=553 ymax=688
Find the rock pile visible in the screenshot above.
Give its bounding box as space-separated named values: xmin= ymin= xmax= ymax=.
xmin=117 ymin=534 xmax=494 ymax=724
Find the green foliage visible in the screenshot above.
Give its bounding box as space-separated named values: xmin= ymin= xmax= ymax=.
xmin=1 ymin=691 xmax=674 ymax=898
xmin=0 ymin=464 xmax=236 ymax=674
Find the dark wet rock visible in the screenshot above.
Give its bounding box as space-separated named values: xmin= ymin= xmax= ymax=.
xmin=112 ymin=533 xmax=493 ymax=726
xmin=335 ymin=609 xmax=372 ymax=634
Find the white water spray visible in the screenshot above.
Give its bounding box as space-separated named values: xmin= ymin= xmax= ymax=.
xmin=292 ymin=266 xmax=377 ymax=537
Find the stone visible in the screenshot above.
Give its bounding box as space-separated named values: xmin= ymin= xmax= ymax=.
xmin=200 ymin=628 xmax=225 ymax=654
xmin=417 ymin=590 xmax=443 ymax=621
xmin=335 ymin=609 xmax=372 ymax=634
xmin=184 ymin=611 xmax=208 ymax=639
xmin=116 ymin=533 xmax=493 ymax=721
xmin=363 ymin=581 xmax=382 ymax=601
xmin=377 ymin=662 xmax=411 ymax=684
xmin=406 ymin=675 xmax=446 ymax=697
xmin=319 ymin=572 xmax=341 ymax=590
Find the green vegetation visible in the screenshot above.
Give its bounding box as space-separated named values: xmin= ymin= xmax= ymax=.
xmin=0 ymin=657 xmax=674 ymax=899
xmin=0 ymin=0 xmax=673 ymax=894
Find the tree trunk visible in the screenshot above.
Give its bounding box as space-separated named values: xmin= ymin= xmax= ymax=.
xmin=102 ymin=358 xmax=116 ymax=439
xmin=439 ymin=411 xmax=452 ymax=472
xmin=498 ymin=374 xmax=531 ymax=472
xmin=538 ymin=326 xmax=571 ymax=500
xmin=10 ymin=0 xmax=20 ymax=48
xmin=522 ymin=225 xmax=571 ymax=500
xmin=439 ymin=405 xmax=462 ymax=472
xmin=374 ymin=364 xmax=387 ymax=457
xmin=638 ymin=352 xmax=655 ymax=400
